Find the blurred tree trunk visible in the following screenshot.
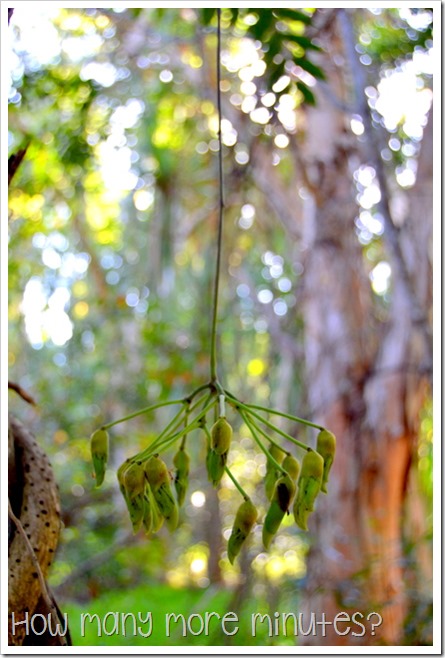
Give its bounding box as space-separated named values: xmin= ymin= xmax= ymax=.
xmin=295 ymin=11 xmax=432 ymax=646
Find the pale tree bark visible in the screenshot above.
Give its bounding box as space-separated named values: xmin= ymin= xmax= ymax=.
xmin=293 ymin=10 xmax=432 ymax=646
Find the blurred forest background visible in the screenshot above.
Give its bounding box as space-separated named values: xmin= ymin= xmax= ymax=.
xmin=8 ymin=6 xmax=434 ymax=647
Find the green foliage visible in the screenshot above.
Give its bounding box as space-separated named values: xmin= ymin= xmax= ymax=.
xmin=201 ymin=8 xmax=320 ymax=105
xmin=63 ymin=582 xmax=232 ymax=646
xmin=357 ymin=8 xmax=433 ymax=66
xmin=8 ymin=7 xmax=433 ymax=645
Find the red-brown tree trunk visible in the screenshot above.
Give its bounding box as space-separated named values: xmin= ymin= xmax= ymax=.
xmin=294 ymin=12 xmax=432 ymax=646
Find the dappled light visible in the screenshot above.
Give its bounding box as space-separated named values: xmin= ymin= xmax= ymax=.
xmin=7 ymin=6 xmax=434 ymax=650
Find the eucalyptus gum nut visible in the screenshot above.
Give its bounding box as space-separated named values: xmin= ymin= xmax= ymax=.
xmin=228 ymin=499 xmax=258 ymax=564
xmin=316 ymin=429 xmax=336 ymax=493
xmin=206 ymin=447 xmax=227 ymax=487
xmin=144 ymin=455 xmax=170 ymax=489
xmin=124 ymin=462 xmax=145 ymax=499
xmin=90 ymin=429 xmax=109 ymax=487
xmin=282 ymin=454 xmax=301 ymax=481
xmin=211 ymin=417 xmax=233 ymax=455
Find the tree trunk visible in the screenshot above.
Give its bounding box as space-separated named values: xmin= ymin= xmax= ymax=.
xmin=296 ymin=12 xmax=432 ymax=646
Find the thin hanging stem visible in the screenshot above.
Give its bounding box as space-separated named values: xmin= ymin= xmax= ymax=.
xmin=210 ymin=8 xmax=224 ymax=387
xmin=225 ymin=465 xmax=249 ymax=500
xmin=101 ymin=399 xmax=185 ymax=430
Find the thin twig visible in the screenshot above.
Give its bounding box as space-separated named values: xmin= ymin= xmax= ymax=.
xmin=8 ymin=381 xmax=36 ymax=406
xmin=210 ymin=9 xmax=225 ymax=385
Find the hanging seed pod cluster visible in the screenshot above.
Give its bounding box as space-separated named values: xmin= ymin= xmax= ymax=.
xmin=90 ymin=390 xmax=336 ymax=562
xmin=90 ymin=10 xmax=337 ymax=565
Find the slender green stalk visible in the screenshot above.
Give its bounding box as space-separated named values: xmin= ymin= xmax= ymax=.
xmin=240 ymin=401 xmax=324 ymax=431
xmin=225 ymin=392 xmax=311 ymax=452
xmin=185 ymin=382 xmax=212 ymax=403
xmin=148 ymin=405 xmax=188 ymax=453
xmin=146 ymin=393 xmax=208 ymax=455
xmin=141 ymin=399 xmax=217 ymax=459
xmin=180 ymin=405 xmax=190 ymax=450
xmin=225 ymin=466 xmax=249 ymax=500
xmin=240 ymin=409 xmax=286 ymax=474
xmin=243 ymin=412 xmax=288 ymax=456
xmin=101 ymin=399 xmax=185 ymax=430
xmin=225 ymin=389 xmax=323 ymax=431
xmin=210 ymin=8 xmax=224 ymax=385
xmin=203 ymin=424 xmax=212 ymax=445
xmin=190 ymin=389 xmax=216 ymax=417
xmin=246 ymin=407 xmax=310 ymax=452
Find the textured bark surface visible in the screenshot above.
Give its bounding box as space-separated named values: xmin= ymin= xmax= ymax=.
xmin=8 ymin=416 xmax=65 ymax=646
xmin=295 ymin=11 xmax=432 ymax=646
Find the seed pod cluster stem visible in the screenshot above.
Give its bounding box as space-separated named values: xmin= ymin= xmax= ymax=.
xmin=92 ymin=388 xmax=336 ymax=561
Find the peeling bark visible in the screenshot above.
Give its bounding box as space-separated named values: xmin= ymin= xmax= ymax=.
xmin=295 ymin=11 xmax=432 ymax=646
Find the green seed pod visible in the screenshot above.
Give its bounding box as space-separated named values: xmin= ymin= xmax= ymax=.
xmin=124 ymin=462 xmax=145 ymax=499
xmin=211 ymin=417 xmax=233 ymax=455
xmin=124 ymin=490 xmax=145 ymax=534
xmin=206 ymin=447 xmax=227 ymax=487
xmin=262 ymin=474 xmax=296 ymax=549
xmin=265 ymin=443 xmax=284 ymax=500
xmin=228 ymin=498 xmax=258 ymax=565
xmin=293 ymin=449 xmax=324 ymax=531
xmin=173 ymin=448 xmax=190 ymax=506
xmin=142 ymin=490 xmax=153 ymax=535
xmin=316 ymin=429 xmax=336 ymax=493
xmin=116 ymin=460 xmax=146 ymax=533
xmin=144 ymin=455 xmax=170 ymax=489
xmin=262 ymin=500 xmax=285 ymax=550
xmin=145 ymin=485 xmax=164 ymax=533
xmin=90 ymin=429 xmax=109 ymax=487
xmin=151 ymin=480 xmax=179 ymax=531
xmin=117 ymin=460 xmax=131 ymax=490
xmin=282 ymin=454 xmax=301 ymax=481
xmin=144 ymin=455 xmax=178 ymax=531
xmin=276 ymin=473 xmax=296 ymax=511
